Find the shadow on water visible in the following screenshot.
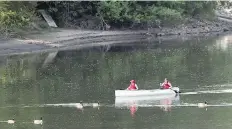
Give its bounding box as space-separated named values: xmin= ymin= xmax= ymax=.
xmin=57 ymin=42 xmax=159 ymax=54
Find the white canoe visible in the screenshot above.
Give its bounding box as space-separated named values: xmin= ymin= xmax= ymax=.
xmin=115 ymin=87 xmax=180 ymax=97
xmin=115 ymin=94 xmax=180 ymax=108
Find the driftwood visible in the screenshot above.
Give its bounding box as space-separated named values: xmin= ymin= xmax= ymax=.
xmin=99 ymin=14 xmax=110 ymax=30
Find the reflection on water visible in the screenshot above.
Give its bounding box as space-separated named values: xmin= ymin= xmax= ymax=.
xmin=129 ymin=103 xmax=137 ymax=117
xmin=1 ymin=34 xmax=232 ymax=128
xmin=160 ymin=97 xmax=173 ymax=112
xmin=215 ymin=35 xmax=232 ymax=50
xmin=116 ymin=94 xmax=180 ymax=116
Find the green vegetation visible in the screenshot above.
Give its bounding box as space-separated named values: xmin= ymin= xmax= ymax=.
xmin=0 ymin=1 xmax=230 ymax=36
xmin=47 ymin=1 xmax=219 ymax=29
xmin=0 ymin=2 xmax=37 ymax=37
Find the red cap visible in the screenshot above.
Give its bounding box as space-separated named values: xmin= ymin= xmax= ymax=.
xmin=130 ymin=80 xmax=135 ymax=83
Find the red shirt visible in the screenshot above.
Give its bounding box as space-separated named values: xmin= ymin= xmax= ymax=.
xmin=127 ymin=83 xmax=138 ymax=90
xmin=162 ymin=82 xmax=171 ymax=89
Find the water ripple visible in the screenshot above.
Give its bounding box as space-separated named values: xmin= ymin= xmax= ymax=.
xmin=181 ymin=89 xmax=232 ymax=95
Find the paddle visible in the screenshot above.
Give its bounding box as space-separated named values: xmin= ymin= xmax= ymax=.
xmin=171 ymin=87 xmax=181 ymax=93
xmin=159 ymin=83 xmax=163 ymax=89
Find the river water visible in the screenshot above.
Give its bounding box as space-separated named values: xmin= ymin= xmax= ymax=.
xmin=1 ymin=34 xmax=232 ymax=129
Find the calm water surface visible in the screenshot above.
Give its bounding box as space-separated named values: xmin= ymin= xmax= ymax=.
xmin=1 ymin=35 xmax=232 ymax=129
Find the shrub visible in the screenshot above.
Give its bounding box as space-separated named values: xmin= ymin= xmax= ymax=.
xmin=0 ymin=2 xmax=35 ymax=36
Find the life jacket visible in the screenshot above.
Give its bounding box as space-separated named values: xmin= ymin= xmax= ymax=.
xmin=163 ymin=82 xmax=171 ymax=89
xmin=128 ymin=83 xmax=137 ymax=90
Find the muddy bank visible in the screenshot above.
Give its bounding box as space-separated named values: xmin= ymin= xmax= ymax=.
xmin=1 ymin=14 xmax=232 ymax=56
xmin=148 ymin=18 xmax=232 ymax=37
xmin=0 ymin=30 xmax=149 ymax=56
xmin=0 ymin=28 xmax=230 ymax=56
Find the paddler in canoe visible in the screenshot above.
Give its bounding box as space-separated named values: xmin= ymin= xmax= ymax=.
xmin=125 ymin=78 xmax=171 ymax=90
xmin=160 ymin=78 xmax=172 ymax=89
xmin=126 ymin=80 xmax=138 ymax=90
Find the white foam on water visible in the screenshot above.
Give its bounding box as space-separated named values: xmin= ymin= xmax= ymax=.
xmin=181 ymin=92 xmax=198 ymax=95
xmin=0 ymin=105 xmax=41 ymax=109
xmin=23 ymin=104 xmax=43 ymax=108
xmin=202 ymin=83 xmax=232 ymax=88
xmin=177 ymin=103 xmax=232 ymax=107
xmin=199 ymin=89 xmax=232 ymax=93
xmin=181 ymin=89 xmax=232 ymax=95
xmin=44 ymin=103 xmax=100 ymax=108
xmin=0 ymin=103 xmax=101 ymax=109
xmin=44 ymin=103 xmax=82 ymax=108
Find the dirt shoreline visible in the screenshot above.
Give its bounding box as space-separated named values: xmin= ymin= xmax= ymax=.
xmin=1 ymin=12 xmax=232 ymax=56
xmin=0 ymin=30 xmax=149 ymax=56
xmin=0 ymin=28 xmax=230 ymax=57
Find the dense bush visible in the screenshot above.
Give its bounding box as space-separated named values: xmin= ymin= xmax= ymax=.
xmin=46 ymin=1 xmax=219 ymax=29
xmin=0 ymin=1 xmax=224 ymax=33
xmin=0 ymin=1 xmax=35 ymax=36
xmin=184 ymin=1 xmax=217 ymax=19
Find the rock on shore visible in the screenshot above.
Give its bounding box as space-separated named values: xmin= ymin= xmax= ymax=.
xmin=148 ymin=18 xmax=232 ymax=37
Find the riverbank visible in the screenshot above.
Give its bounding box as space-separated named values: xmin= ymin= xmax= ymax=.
xmin=147 ymin=9 xmax=232 ymax=36
xmin=0 ymin=29 xmax=149 ymax=56
xmin=148 ymin=19 xmax=232 ymax=36
xmin=1 ymin=9 xmax=232 ymax=56
xmin=0 ymin=28 xmax=228 ymax=57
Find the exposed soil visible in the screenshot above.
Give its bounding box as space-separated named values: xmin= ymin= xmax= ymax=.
xmin=0 ymin=9 xmax=232 ymax=56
